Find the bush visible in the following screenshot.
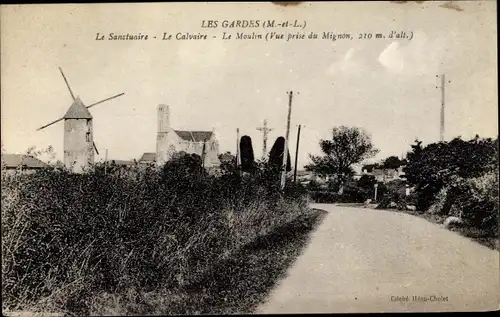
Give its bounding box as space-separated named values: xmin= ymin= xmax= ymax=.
xmin=1 ymin=152 xmax=309 ymax=315
xmin=375 ymin=180 xmax=416 ymax=210
xmin=307 ymin=178 xmax=411 ymax=205
xmin=307 ymin=190 xmax=340 ymax=203
xmin=428 ymin=172 xmax=498 ymax=236
xmin=404 ymin=137 xmax=497 ymax=211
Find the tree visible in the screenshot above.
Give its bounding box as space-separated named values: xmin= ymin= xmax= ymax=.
xmin=218 ymin=151 xmax=236 ymax=174
xmin=381 ymin=155 xmax=405 ymax=170
xmin=162 ymin=151 xmax=204 ymax=181
xmin=357 ymin=174 xmax=377 ymax=189
xmin=268 ymin=137 xmax=291 ymax=172
xmin=305 ymin=126 xmax=378 ymax=194
xmin=240 ymin=135 xmax=255 ymax=172
xmin=404 ymin=136 xmax=497 ymax=210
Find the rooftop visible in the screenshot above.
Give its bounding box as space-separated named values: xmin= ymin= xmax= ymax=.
xmin=174 ymin=130 xmax=213 ymax=142
xmin=139 ymin=152 xmax=156 ymax=162
xmin=63 ymin=97 xmax=93 ymax=119
xmin=2 ymin=154 xmax=50 ymax=169
xmin=108 ymin=159 xmax=136 ymax=166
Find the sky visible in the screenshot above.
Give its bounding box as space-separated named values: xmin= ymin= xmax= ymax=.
xmin=1 ymin=2 xmax=497 ymax=169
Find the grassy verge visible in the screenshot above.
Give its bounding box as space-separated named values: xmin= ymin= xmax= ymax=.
xmin=88 ymin=209 xmax=327 ymax=315
xmin=1 ymin=159 xmax=323 ymax=316
xmin=374 ymin=207 xmax=499 ymax=251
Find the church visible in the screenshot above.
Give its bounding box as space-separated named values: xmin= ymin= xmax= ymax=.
xmin=140 ymin=104 xmax=221 ymax=168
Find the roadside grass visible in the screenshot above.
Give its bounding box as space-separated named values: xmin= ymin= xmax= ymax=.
xmin=372 ymin=207 xmax=499 ymax=251
xmin=89 ymin=209 xmax=327 ymax=315
xmin=1 ymin=160 xmax=323 ymax=316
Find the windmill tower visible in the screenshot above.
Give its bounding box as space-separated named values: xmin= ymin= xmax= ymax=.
xmin=37 ymin=67 xmax=125 ymax=173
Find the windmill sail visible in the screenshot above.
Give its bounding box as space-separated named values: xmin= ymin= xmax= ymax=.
xmin=86 ymin=93 xmax=125 ymax=109
xmin=59 ymin=67 xmax=76 ymax=101
xmin=37 ymin=117 xmax=64 ymax=131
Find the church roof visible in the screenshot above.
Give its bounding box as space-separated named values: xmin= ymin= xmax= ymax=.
xmin=174 ymin=130 xmax=213 ymax=142
xmin=64 ymin=97 xmax=93 ymax=119
xmin=139 ymin=152 xmax=156 ymax=162
xmin=109 ymin=159 xmax=136 ymax=166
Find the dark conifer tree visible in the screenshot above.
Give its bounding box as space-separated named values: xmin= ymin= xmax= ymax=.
xmin=268 ymin=137 xmax=291 ymax=172
xmin=240 ymin=135 xmax=255 ymax=172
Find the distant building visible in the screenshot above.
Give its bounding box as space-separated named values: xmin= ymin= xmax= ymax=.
xmin=361 ymin=166 xmax=406 ymax=183
xmin=138 ymin=152 xmax=156 ymax=166
xmin=155 ymin=104 xmax=221 ymax=168
xmin=352 ymin=173 xmax=363 ymax=181
xmin=107 ymin=159 xmax=136 ymax=167
xmin=296 ymin=170 xmax=317 ymax=184
xmin=2 ymin=154 xmax=49 ymax=174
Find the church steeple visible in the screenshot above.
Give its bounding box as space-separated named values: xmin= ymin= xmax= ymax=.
xmin=156 ymin=104 xmax=171 ymax=167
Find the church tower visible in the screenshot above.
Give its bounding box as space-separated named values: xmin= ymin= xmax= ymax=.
xmin=156 ymin=104 xmax=171 ymax=167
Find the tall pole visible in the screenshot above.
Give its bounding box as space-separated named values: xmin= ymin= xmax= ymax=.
xmin=280 ymin=91 xmax=293 ymax=191
xmin=293 ymin=124 xmax=302 ymax=184
xmin=104 ymin=149 xmax=108 ymax=174
xmin=435 ymin=74 xmax=451 ymax=142
xmin=440 ymin=74 xmax=445 ymax=142
xmin=202 ymin=140 xmax=206 ymax=170
xmin=236 ymin=128 xmax=241 ymax=168
xmin=257 ymin=119 xmax=273 ymax=159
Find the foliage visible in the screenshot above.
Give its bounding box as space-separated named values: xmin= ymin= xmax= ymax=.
xmin=1 ymin=148 xmax=310 ymax=315
xmin=239 ymin=136 xmax=255 ymax=172
xmin=375 ymin=180 xmax=414 ymax=210
xmin=306 ymin=180 xmax=320 ymax=191
xmin=361 ymin=163 xmax=380 ymax=173
xmin=357 ymin=174 xmax=377 ymax=190
xmin=404 ymin=136 xmax=498 ymax=210
xmin=428 ymin=171 xmax=498 ymax=236
xmin=268 ymin=137 xmax=291 ymax=172
xmin=305 ymin=126 xmax=378 ymax=193
xmin=89 ymin=209 xmax=327 ymax=316
xmin=218 ymin=151 xmax=236 ymax=174
xmin=307 ymin=177 xmax=414 ymax=206
xmin=380 ymin=155 xmax=406 ymax=170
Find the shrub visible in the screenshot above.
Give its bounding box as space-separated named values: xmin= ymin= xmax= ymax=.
xmin=1 ymin=151 xmax=309 ymax=315
xmin=307 ymin=190 xmax=340 ymax=203
xmin=375 ymin=180 xmax=416 ymax=210
xmin=404 ymin=136 xmax=497 ymax=210
xmin=429 ymin=172 xmax=499 ymax=236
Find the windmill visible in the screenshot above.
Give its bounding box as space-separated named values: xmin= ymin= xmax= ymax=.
xmin=37 ymin=67 xmax=125 ymax=173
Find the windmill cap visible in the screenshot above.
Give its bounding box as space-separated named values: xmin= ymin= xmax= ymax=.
xmin=64 ymin=97 xmax=93 ymax=119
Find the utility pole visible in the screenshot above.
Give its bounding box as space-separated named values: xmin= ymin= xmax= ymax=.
xmin=236 ymin=128 xmax=241 ymax=168
xmin=293 ymin=124 xmax=302 ymax=184
xmin=280 ymin=91 xmax=293 ymax=191
xmin=202 ymin=140 xmax=206 ymax=170
xmin=436 ymin=74 xmax=450 ymax=142
xmin=256 ymin=119 xmax=273 ymax=159
xmin=104 ymin=149 xmax=108 ymax=174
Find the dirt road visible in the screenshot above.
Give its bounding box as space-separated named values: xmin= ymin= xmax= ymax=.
xmin=257 ymin=204 xmax=499 ymax=313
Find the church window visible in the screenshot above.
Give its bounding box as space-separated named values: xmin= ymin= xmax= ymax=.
xmin=86 ymin=132 xmax=91 ymax=142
